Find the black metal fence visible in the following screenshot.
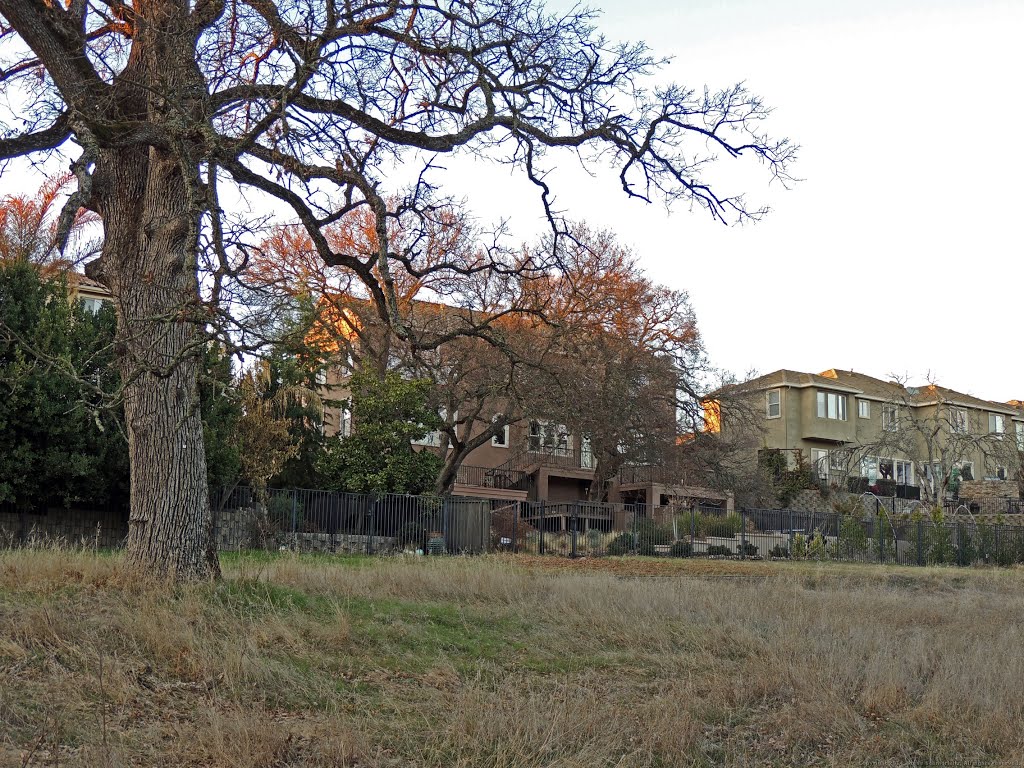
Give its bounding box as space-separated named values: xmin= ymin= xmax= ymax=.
xmin=213 ymin=486 xmax=493 ymax=555
xmin=5 ymin=486 xmax=1024 ymax=569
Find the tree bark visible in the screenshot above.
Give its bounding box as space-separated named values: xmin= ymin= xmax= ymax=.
xmin=96 ymin=141 xmax=218 ymax=580
xmin=88 ymin=2 xmax=219 ymax=581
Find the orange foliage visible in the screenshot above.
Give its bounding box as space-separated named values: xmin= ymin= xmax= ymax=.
xmin=0 ymin=173 xmax=99 ymax=270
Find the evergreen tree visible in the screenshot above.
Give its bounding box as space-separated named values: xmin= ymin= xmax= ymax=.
xmin=0 ymin=262 xmax=128 ymax=507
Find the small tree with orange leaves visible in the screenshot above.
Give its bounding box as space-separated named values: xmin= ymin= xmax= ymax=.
xmin=0 ymin=174 xmax=99 ymax=271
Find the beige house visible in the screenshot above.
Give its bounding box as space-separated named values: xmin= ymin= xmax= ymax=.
xmin=716 ymin=368 xmax=1024 ymax=503
xmin=69 ymin=272 xmax=112 ymax=313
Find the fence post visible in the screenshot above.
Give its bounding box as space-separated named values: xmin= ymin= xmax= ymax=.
xmin=442 ymin=496 xmax=450 ymax=553
xmin=788 ymin=509 xmax=794 ymax=553
xmin=290 ymin=489 xmax=298 ymax=551
xmin=366 ymin=495 xmax=376 ymax=555
xmin=571 ymin=502 xmax=579 ymax=558
xmin=878 ymin=510 xmax=884 ymax=564
xmin=690 ymin=503 xmax=696 ymax=544
xmin=740 ymin=508 xmax=747 ymax=560
xmin=539 ymin=500 xmax=546 ymax=555
xmin=512 ymin=500 xmax=519 ymax=554
xmin=917 ymin=520 xmax=924 ymax=566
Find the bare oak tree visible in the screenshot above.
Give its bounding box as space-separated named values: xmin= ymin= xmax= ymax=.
xmin=0 ymin=0 xmax=796 ymax=579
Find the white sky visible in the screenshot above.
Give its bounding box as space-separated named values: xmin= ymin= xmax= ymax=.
xmin=3 ymin=0 xmax=1020 ymax=401
xmin=437 ymin=0 xmax=1024 ymax=402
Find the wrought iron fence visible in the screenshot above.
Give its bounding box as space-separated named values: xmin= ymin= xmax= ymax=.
xmin=213 ymin=487 xmax=492 ymax=555
xmin=6 ymin=485 xmax=1024 ymax=570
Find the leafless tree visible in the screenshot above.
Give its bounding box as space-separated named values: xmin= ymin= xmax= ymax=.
xmin=0 ymin=0 xmax=796 ymax=579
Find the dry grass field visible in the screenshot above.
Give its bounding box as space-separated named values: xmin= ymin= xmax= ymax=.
xmin=2 ymin=549 xmax=1023 ymax=767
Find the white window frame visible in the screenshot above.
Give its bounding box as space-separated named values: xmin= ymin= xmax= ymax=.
xmin=989 ymin=413 xmax=1005 ymax=436
xmin=766 ymin=389 xmax=781 ymax=419
xmin=80 ymin=297 xmax=104 ymax=315
xmin=1017 ymin=423 xmax=1024 ymax=451
xmin=881 ymin=404 xmax=899 ymax=432
xmin=528 ymin=419 xmax=570 ymax=453
xmin=950 ymin=407 xmax=969 ymax=434
xmin=491 ymin=420 xmax=510 ymax=448
xmin=857 ymin=399 xmax=870 ymax=419
xmin=895 ymin=459 xmax=913 ymax=486
xmin=816 ymin=391 xmax=848 ymax=421
xmin=338 ymin=404 xmax=352 ymax=438
xmin=861 ymin=455 xmax=878 ymax=482
xmin=811 ymin=448 xmax=830 ymax=479
xmin=829 ymin=450 xmax=849 ymax=473
xmin=878 ymin=457 xmax=895 ymax=481
xmin=412 ymin=408 xmax=455 ymax=448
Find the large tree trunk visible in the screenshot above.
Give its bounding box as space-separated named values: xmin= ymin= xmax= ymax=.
xmin=98 ymin=144 xmax=218 ymax=580
xmin=89 ymin=3 xmax=219 ymax=580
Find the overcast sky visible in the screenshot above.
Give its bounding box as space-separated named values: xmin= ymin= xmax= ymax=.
xmin=439 ymin=0 xmax=1024 ymax=402
xmin=3 ymin=1 xmax=1020 ymax=401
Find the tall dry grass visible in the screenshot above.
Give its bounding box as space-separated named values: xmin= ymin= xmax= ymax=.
xmin=2 ymin=546 xmax=1024 ymax=766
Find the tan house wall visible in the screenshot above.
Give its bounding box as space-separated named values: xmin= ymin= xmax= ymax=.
xmin=734 ymin=370 xmax=1022 ymax=498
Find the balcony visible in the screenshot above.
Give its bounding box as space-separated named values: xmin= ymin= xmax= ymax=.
xmin=526 ymin=438 xmax=595 ymax=472
xmin=617 ymin=464 xmax=680 ymax=486
xmin=454 ymin=464 xmax=530 ymax=492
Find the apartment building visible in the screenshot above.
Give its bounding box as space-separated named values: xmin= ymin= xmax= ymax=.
xmin=715 ymin=368 xmax=1024 ymax=501
xmin=316 ymin=297 xmax=732 ymax=512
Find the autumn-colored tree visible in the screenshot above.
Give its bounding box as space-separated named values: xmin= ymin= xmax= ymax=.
xmin=514 ymin=225 xmax=705 ymax=499
xmin=0 ymin=0 xmax=794 ymax=578
xmin=0 ymin=174 xmax=98 ymax=270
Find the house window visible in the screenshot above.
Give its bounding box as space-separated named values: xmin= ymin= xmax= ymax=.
xmin=878 ymin=458 xmax=895 ymax=481
xmin=861 ymin=455 xmax=878 ymax=482
xmin=998 ymin=466 xmax=1007 ymax=481
xmin=338 ymin=404 xmax=352 ymax=438
xmin=896 ymin=460 xmax=913 ymax=485
xmin=811 ymin=448 xmax=829 ymax=478
xmin=766 ymin=389 xmax=781 ymax=419
xmin=412 ymin=408 xmax=454 ymax=448
xmin=528 ymin=420 xmax=570 ymax=454
xmin=491 ymin=418 xmax=510 ymax=448
xmin=882 ymin=404 xmax=898 ymax=432
xmin=989 ymin=413 xmax=1005 ymax=436
xmin=950 ymin=407 xmax=968 ymax=434
xmin=857 ymin=399 xmax=870 ymax=419
xmin=80 ymin=298 xmax=104 ymax=315
xmin=816 ymin=391 xmax=847 ymax=421
xmin=955 ymin=462 xmax=974 ymax=481
xmin=830 ymin=450 xmax=849 ymax=472
xmin=1017 ymin=423 xmax=1024 ymax=451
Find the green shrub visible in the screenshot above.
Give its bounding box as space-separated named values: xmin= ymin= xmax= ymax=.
xmin=607 ymin=532 xmax=634 ymax=556
xmin=605 ymin=519 xmax=673 ymax=556
xmin=926 ymin=523 xmax=955 ymax=565
xmin=806 ymin=531 xmax=828 ymax=560
xmin=875 ymin=478 xmax=896 ymax=497
xmin=791 ymin=532 xmax=807 ymax=559
xmin=847 ymin=477 xmax=869 ymax=494
xmin=706 ymin=544 xmax=731 ymax=557
xmin=837 ymin=514 xmax=869 ymax=559
xmin=769 ymin=544 xmax=790 ymax=558
xmin=702 ymin=513 xmax=743 ymax=538
xmin=668 ymin=541 xmax=692 ymax=558
xmin=737 ymin=542 xmax=758 ymax=557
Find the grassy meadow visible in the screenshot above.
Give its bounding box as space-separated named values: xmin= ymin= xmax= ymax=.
xmin=2 ymin=549 xmax=1023 ymax=767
